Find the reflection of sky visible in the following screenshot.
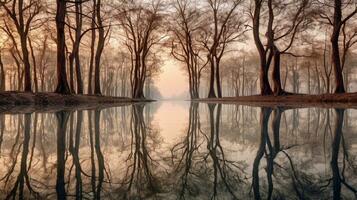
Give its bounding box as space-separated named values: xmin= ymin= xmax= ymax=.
xmin=151 ymin=101 xmax=190 ymax=144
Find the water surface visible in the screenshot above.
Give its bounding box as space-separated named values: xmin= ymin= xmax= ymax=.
xmin=0 ymin=101 xmax=356 ymax=199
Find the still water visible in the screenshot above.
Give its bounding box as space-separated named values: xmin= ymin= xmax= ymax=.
xmin=0 ymin=101 xmax=356 ymax=199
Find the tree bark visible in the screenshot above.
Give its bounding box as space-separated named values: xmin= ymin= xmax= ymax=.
xmin=94 ymin=0 xmax=104 ymax=95
xmin=253 ymin=0 xmax=272 ymax=95
xmin=28 ymin=38 xmax=38 ymax=92
xmin=55 ymin=0 xmax=71 ymax=94
xmin=215 ymin=58 xmax=222 ymax=98
xmin=331 ymin=0 xmax=346 ymax=93
xmin=271 ymin=47 xmax=286 ymax=95
xmin=88 ymin=0 xmax=96 ymax=95
xmin=0 ymin=52 xmax=5 ymax=91
xmin=74 ymin=1 xmax=83 ymax=94
xmin=207 ymin=56 xmax=216 ymax=98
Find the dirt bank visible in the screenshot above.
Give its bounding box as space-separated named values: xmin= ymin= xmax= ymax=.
xmin=0 ymin=92 xmax=152 ymax=114
xmin=195 ymin=93 xmax=357 ymax=108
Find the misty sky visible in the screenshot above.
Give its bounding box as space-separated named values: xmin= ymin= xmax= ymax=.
xmin=156 ymin=59 xmax=188 ymax=99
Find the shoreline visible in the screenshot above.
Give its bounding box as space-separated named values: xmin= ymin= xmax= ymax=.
xmin=2 ymin=92 xmax=357 ymax=113
xmin=193 ymin=93 xmax=357 ymax=109
xmin=0 ymin=92 xmax=153 ymax=114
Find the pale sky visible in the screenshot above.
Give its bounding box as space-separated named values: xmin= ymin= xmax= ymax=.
xmin=155 ymin=58 xmax=188 ymax=99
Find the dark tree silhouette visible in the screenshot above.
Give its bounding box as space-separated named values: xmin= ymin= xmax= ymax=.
xmin=55 ymin=0 xmax=71 ymax=94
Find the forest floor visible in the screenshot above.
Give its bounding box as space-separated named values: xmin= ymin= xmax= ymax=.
xmin=196 ymin=93 xmax=357 ymax=109
xmin=0 ymin=91 xmax=151 ymax=114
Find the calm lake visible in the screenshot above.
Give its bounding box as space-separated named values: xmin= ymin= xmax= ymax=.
xmin=0 ymin=101 xmax=356 ymax=199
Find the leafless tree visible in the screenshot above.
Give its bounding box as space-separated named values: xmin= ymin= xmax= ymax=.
xmin=118 ymin=0 xmax=165 ymax=99
xmin=1 ymin=0 xmax=41 ymax=92
xmin=318 ymin=0 xmax=357 ymax=93
xmin=200 ymin=0 xmax=245 ymax=98
xmin=171 ymin=0 xmax=208 ymax=99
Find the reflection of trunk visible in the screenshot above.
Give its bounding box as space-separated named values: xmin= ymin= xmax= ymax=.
xmin=6 ymin=114 xmax=38 ymax=199
xmin=172 ymin=103 xmax=200 ymax=198
xmin=88 ymin=111 xmax=97 ymax=197
xmin=123 ymin=104 xmax=158 ymax=197
xmin=331 ymin=109 xmax=344 ymax=199
xmin=69 ymin=111 xmax=83 ymax=198
xmin=252 ymin=107 xmax=272 ymax=200
xmin=56 ymin=111 xmax=70 ymax=199
xmin=207 ymin=103 xmax=238 ymax=199
xmin=266 ymin=108 xmax=283 ymax=199
xmin=94 ymin=109 xmax=105 ymax=199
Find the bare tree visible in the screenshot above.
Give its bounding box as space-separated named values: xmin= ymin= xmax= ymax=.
xmin=318 ymin=0 xmax=357 ymax=93
xmin=171 ymin=0 xmax=207 ymax=99
xmin=94 ymin=0 xmax=106 ymax=95
xmin=268 ymin=0 xmax=310 ymax=95
xmin=118 ymin=0 xmax=164 ymax=99
xmin=200 ymin=0 xmax=245 ymax=98
xmin=1 ymin=0 xmax=41 ymax=92
xmin=252 ymin=0 xmax=273 ymax=95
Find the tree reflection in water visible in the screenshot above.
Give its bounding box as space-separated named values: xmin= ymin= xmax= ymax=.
xmin=118 ymin=104 xmax=162 ymax=199
xmin=171 ymin=103 xmax=247 ymax=199
xmin=0 ymin=103 xmax=356 ymax=199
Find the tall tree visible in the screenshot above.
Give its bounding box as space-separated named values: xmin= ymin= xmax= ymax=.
xmin=68 ymin=0 xmax=84 ymax=94
xmin=1 ymin=0 xmax=41 ymax=92
xmin=55 ymin=0 xmax=71 ymax=94
xmin=252 ymin=0 xmax=273 ymax=95
xmin=119 ymin=0 xmax=164 ymax=99
xmin=94 ymin=0 xmax=107 ymax=95
xmin=171 ymin=0 xmax=207 ymax=99
xmin=267 ymin=0 xmax=310 ymax=95
xmin=88 ymin=0 xmax=96 ymax=94
xmin=319 ymin=0 xmax=357 ymax=93
xmin=200 ymin=0 xmax=245 ymax=98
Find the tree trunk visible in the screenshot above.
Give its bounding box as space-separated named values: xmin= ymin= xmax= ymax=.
xmin=20 ymin=35 xmax=32 ymax=92
xmin=253 ymin=0 xmax=272 ymax=96
xmin=0 ymin=52 xmax=5 ymax=91
xmin=69 ymin=53 xmax=75 ymax=93
xmin=88 ymin=0 xmax=96 ymax=95
xmin=29 ymin=38 xmax=38 ymax=92
xmin=55 ymin=0 xmax=71 ymax=94
xmin=331 ymin=0 xmax=345 ymax=93
xmin=215 ymin=58 xmax=222 ymax=98
xmin=207 ymin=56 xmax=216 ymax=98
xmin=271 ymin=48 xmax=285 ymax=95
xmin=94 ymin=0 xmax=104 ymax=95
xmin=74 ymin=1 xmax=83 ymax=94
